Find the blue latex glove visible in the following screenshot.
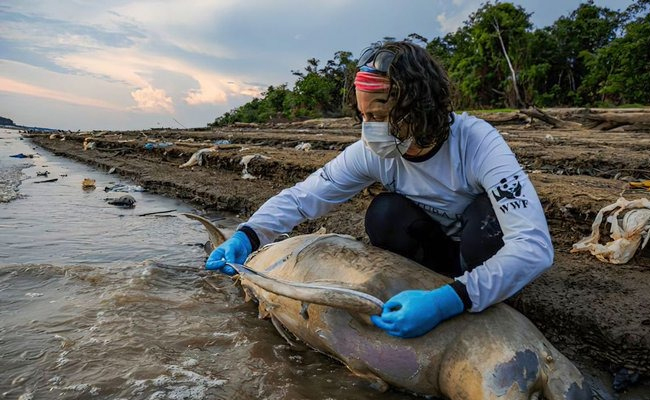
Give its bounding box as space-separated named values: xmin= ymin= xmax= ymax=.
xmin=205 ymin=231 xmax=252 ymax=275
xmin=371 ymin=285 xmax=464 ymax=338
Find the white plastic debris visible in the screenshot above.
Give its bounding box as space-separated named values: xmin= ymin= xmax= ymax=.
xmin=294 ymin=142 xmax=312 ymax=151
xmin=571 ymin=197 xmax=650 ymax=264
xmin=179 ymin=147 xmax=217 ymax=168
xmin=239 ymin=154 xmax=270 ymax=180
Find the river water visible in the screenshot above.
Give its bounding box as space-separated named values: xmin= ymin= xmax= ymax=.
xmin=0 ymin=129 xmax=413 ymax=400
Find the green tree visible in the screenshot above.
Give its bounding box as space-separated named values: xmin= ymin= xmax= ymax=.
xmin=440 ymin=2 xmax=534 ymax=108
xmin=209 ymin=1 xmax=648 ymax=127
xmin=547 ymin=1 xmax=621 ymax=104
xmin=582 ymin=10 xmax=650 ymax=104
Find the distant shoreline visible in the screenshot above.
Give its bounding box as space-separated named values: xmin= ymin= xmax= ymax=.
xmin=1 ymin=124 xmax=57 ymax=132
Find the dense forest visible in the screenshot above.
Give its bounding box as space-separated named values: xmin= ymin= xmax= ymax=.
xmin=210 ymin=0 xmax=649 ymax=126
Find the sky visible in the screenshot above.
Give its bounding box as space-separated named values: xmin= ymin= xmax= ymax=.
xmin=0 ymin=0 xmax=634 ymax=131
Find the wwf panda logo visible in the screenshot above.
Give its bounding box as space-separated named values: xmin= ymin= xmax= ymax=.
xmin=492 ymin=175 xmax=523 ymax=202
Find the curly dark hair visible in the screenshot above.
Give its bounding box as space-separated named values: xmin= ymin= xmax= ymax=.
xmin=348 ymin=41 xmax=454 ymax=149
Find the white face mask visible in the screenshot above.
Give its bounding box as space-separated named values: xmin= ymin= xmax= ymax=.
xmin=361 ymin=121 xmax=413 ymax=158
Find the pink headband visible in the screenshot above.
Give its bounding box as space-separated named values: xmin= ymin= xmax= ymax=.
xmin=354 ymin=71 xmax=390 ymax=92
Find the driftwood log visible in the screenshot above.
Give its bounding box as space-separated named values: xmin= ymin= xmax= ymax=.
xmin=518 ymin=107 xmax=650 ymax=131
xmin=519 ymin=107 xmax=584 ymax=129
xmin=473 ymin=111 xmax=529 ymax=125
xmin=580 ymin=111 xmax=650 ymax=131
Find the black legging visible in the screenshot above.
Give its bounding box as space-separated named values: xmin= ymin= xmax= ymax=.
xmin=365 ymin=192 xmax=504 ymax=277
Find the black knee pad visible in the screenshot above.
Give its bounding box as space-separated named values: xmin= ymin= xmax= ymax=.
xmin=365 ymin=193 xmax=460 ymax=275
xmin=460 ymin=193 xmax=504 ymax=268
xmin=365 ymin=193 xmax=424 ymax=255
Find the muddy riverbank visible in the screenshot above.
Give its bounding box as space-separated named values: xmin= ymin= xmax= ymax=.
xmin=23 ymin=113 xmax=650 ymax=397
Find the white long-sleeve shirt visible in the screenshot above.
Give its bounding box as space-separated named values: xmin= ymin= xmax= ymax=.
xmin=241 ymin=112 xmax=553 ymax=312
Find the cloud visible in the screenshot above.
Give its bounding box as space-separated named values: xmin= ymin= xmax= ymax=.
xmin=0 ymin=76 xmax=122 ymax=110
xmin=2 ymin=4 xmax=261 ymax=113
xmin=436 ymin=13 xmax=456 ymax=34
xmin=110 ymin=0 xmax=239 ymax=58
xmin=435 ymin=0 xmax=482 ymax=34
xmin=184 ymin=84 xmax=226 ymax=105
xmin=131 ymin=86 xmax=173 ymax=113
xmin=54 ymin=47 xmax=262 ymax=106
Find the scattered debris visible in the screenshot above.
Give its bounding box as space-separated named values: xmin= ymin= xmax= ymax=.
xmin=240 ymin=154 xmax=271 ymax=180
xmin=294 ymin=142 xmax=312 ymax=151
xmin=49 ymin=133 xmax=65 ymax=140
xmin=83 ymin=138 xmax=96 ymax=150
xmin=107 ymin=167 xmax=116 ymax=174
xmin=36 ymin=171 xmax=49 ymax=177
xmin=144 ymin=142 xmax=173 ymax=150
xmin=82 ymin=178 xmax=96 ymax=189
xmin=9 ymin=153 xmax=34 ymax=159
xmin=106 ymin=194 xmax=136 ymax=208
xmin=629 ymin=180 xmax=650 ymax=191
xmin=612 ymin=367 xmax=640 ymax=392
xmin=103 ymin=183 xmax=145 ymax=193
xmin=571 ymin=197 xmax=650 ymax=264
xmin=34 ymin=178 xmax=58 ymax=184
xmin=138 ymin=209 xmax=176 ymax=217
xmin=179 ymin=147 xmax=217 ymax=168
xmin=214 ymin=139 xmax=231 ymax=145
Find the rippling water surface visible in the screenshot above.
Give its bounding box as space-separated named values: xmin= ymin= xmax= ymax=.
xmin=0 ymin=129 xmax=413 ymax=400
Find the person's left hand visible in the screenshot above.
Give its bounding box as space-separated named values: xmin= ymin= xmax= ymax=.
xmin=371 ymin=285 xmax=464 ymax=338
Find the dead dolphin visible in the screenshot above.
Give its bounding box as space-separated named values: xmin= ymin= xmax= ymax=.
xmin=184 ymin=213 xmax=592 ymax=400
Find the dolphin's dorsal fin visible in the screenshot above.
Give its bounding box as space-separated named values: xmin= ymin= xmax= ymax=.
xmin=182 ymin=213 xmax=227 ymax=248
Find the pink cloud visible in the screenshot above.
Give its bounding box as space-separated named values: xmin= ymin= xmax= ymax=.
xmin=130 ymin=86 xmax=174 ymax=113
xmin=0 ymin=77 xmax=122 ymax=110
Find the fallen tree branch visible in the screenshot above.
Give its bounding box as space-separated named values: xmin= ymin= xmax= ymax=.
xmin=474 ymin=111 xmax=528 ymax=124
xmin=519 ymin=107 xmax=584 ymax=129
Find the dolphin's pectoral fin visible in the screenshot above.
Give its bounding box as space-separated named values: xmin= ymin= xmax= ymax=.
xmin=299 ymin=302 xmax=310 ymax=320
xmin=246 ymin=286 xmax=283 ymax=320
xmin=257 ymin=301 xmax=271 ymax=319
xmin=254 ymin=296 xmax=282 ymax=320
xmin=270 ymin=316 xmax=309 ymax=351
xmin=242 ymin=286 xmax=256 ymax=303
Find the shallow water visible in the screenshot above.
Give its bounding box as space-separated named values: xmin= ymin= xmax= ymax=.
xmin=0 ymin=129 xmax=412 ymax=399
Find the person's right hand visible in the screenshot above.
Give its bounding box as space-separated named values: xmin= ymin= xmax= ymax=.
xmin=205 ymin=231 xmax=252 ymax=275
